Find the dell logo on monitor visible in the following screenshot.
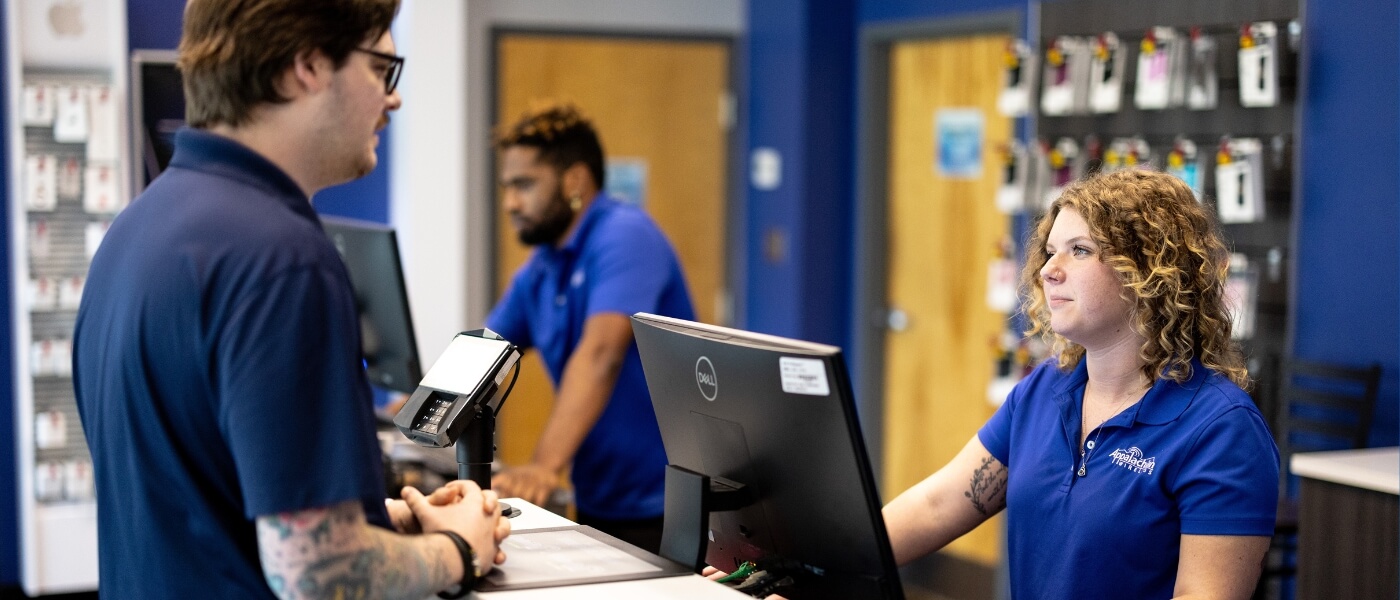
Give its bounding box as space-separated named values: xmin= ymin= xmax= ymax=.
xmin=695 ymin=356 xmax=718 ymax=401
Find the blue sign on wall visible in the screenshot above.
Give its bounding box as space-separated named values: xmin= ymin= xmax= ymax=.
xmin=605 ymin=158 xmax=648 ymax=209
xmin=935 ymin=108 xmax=984 ymax=179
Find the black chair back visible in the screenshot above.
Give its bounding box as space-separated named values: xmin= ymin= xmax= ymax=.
xmin=1278 ymin=358 xmax=1382 ymax=472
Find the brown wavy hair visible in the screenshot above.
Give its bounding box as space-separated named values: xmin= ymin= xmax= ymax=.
xmin=1020 ymin=169 xmax=1248 ymax=388
xmin=178 ymin=0 xmax=400 ymax=128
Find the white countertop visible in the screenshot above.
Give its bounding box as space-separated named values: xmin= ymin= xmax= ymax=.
xmin=474 ymin=499 xmax=752 ymax=599
xmin=1290 ymin=447 xmax=1399 ymax=495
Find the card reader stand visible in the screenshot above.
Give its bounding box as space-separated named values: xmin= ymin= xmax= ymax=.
xmin=394 ymin=329 xmax=522 ymax=517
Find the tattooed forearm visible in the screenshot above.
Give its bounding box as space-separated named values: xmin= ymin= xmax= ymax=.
xmin=963 ymin=456 xmax=1007 ymax=516
xmin=256 ymin=500 xmax=453 ymax=600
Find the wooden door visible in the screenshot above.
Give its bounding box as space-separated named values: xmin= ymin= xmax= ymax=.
xmin=494 ymin=34 xmax=730 ymax=468
xmin=882 ymin=34 xmax=1011 ymax=566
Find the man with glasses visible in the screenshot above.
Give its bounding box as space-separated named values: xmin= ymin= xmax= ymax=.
xmin=73 ymin=1 xmax=507 ymax=598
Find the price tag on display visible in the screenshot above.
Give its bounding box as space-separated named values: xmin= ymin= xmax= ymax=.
xmin=1167 ymin=139 xmax=1202 ymax=199
xmin=53 ymin=85 xmax=90 ymax=143
xmin=1040 ymin=39 xmax=1075 ymax=116
xmin=87 ymin=85 xmax=120 ymax=162
xmin=1215 ymin=138 xmax=1265 ymax=223
xmin=997 ymin=40 xmax=1036 ymax=117
xmin=35 ymin=410 xmax=67 ymax=449
xmin=1089 ymin=33 xmax=1124 ymax=113
xmin=1215 ymin=159 xmax=1255 ymax=223
xmin=65 ymin=460 xmax=95 ymax=501
xmin=36 ymin=462 xmax=64 ymax=502
xmin=29 ymin=219 xmax=53 ymax=260
xmin=27 ymin=277 xmax=59 ymax=312
xmin=25 ymin=154 xmax=58 ymax=212
xmin=995 ymin=144 xmax=1027 ymax=214
xmin=53 ymin=339 xmax=72 ymax=377
xmin=986 ymin=258 xmax=1018 ymax=313
xmin=58 ymin=157 xmax=82 ymax=199
xmin=22 ymin=84 xmax=56 ymax=126
xmin=1187 ymin=31 xmax=1218 ymax=110
xmin=84 ymin=165 xmax=122 ymax=213
xmin=1135 ymin=29 xmax=1179 ymax=110
xmin=59 ymin=276 xmax=85 ymax=311
xmin=31 ymin=339 xmax=55 ymax=377
xmin=1238 ymin=23 xmax=1279 ymax=107
xmin=86 ymin=221 xmax=112 ymax=260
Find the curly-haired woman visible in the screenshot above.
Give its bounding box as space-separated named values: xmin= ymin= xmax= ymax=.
xmin=884 ymin=169 xmax=1279 ymax=599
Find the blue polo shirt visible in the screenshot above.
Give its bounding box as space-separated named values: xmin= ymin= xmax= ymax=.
xmin=978 ymin=358 xmax=1278 ymax=599
xmin=487 ymin=194 xmax=695 ymax=520
xmin=73 ymin=128 xmax=390 ymax=598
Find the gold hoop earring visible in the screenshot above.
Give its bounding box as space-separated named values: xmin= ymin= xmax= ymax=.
xmin=569 ymin=194 xmax=583 ymax=212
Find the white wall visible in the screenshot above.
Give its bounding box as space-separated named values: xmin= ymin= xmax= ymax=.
xmin=390 ymin=0 xmax=743 ymax=366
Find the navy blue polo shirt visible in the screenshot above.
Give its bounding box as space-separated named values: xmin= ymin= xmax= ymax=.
xmin=73 ymin=128 xmax=390 ymax=598
xmin=979 ymin=359 xmax=1279 ymax=599
xmin=487 ymin=194 xmax=695 ymax=520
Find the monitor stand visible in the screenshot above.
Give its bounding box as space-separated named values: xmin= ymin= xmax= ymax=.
xmin=658 ymin=464 xmax=754 ymax=573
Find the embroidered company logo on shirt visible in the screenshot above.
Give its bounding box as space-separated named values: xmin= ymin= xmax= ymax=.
xmin=1108 ymin=446 xmax=1156 ymax=475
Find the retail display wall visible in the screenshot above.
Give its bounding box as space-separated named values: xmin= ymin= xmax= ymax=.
xmin=4 ymin=0 xmax=129 ymax=593
xmin=1034 ymin=0 xmax=1300 ymax=426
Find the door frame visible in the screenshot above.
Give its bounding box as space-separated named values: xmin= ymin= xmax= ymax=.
xmin=487 ymin=28 xmax=744 ymax=318
xmin=388 ymin=1 xmax=742 ymax=370
xmin=851 ymin=9 xmax=1023 ymax=482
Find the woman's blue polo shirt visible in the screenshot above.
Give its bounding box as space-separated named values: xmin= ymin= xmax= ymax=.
xmin=978 ymin=358 xmax=1279 ymax=599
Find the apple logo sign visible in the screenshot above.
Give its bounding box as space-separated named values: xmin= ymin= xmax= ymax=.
xmin=48 ymin=0 xmax=84 ymax=38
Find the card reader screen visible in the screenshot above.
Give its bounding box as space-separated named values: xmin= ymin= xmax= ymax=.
xmin=418 ymin=335 xmax=512 ymax=396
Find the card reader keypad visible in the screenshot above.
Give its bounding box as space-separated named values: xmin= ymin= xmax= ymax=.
xmin=414 ymin=398 xmax=455 ymax=435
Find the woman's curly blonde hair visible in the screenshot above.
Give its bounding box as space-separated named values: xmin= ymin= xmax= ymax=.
xmin=1019 ymin=169 xmax=1249 ymax=388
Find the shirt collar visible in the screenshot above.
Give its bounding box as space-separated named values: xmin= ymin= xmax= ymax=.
xmin=1052 ymin=356 xmax=1205 ymax=426
xmin=1131 ymin=358 xmax=1208 ymax=425
xmin=545 ymin=191 xmax=614 ymax=259
xmin=168 ymin=127 xmax=317 ymax=223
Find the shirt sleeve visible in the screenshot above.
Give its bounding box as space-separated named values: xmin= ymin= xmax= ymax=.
xmin=215 ymin=264 xmax=386 ymax=520
xmin=485 ymin=267 xmax=534 ymax=351
xmin=584 ymin=216 xmax=679 ymax=318
xmin=978 ymin=382 xmax=1020 ymax=466
xmin=1174 ymin=405 xmax=1280 ymax=536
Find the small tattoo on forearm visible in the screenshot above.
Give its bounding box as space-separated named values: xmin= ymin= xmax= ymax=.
xmin=964 ymin=457 xmax=1007 ymax=516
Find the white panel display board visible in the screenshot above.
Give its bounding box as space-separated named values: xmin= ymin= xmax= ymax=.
xmin=5 ymin=0 xmax=129 ymax=594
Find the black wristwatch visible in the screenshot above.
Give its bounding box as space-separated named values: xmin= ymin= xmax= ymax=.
xmin=437 ymin=530 xmax=479 ymax=599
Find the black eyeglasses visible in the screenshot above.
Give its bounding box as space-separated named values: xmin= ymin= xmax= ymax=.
xmin=353 ymin=48 xmax=404 ymax=95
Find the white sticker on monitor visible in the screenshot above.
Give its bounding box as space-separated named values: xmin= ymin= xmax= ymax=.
xmin=779 ymin=357 xmax=830 ymax=396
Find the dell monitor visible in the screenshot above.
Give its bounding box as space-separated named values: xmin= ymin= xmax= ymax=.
xmin=322 ymin=216 xmax=423 ymax=394
xmin=631 ymin=314 xmax=903 ymax=600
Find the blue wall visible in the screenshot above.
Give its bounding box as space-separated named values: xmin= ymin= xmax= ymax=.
xmin=743 ymin=0 xmax=856 ymax=348
xmin=1294 ymin=0 xmax=1399 ymax=446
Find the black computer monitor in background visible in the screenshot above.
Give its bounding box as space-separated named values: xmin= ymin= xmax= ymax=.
xmin=129 ymin=50 xmax=185 ymax=193
xmin=321 ymin=216 xmax=423 ymax=394
xmin=631 ymin=314 xmax=903 ymax=600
